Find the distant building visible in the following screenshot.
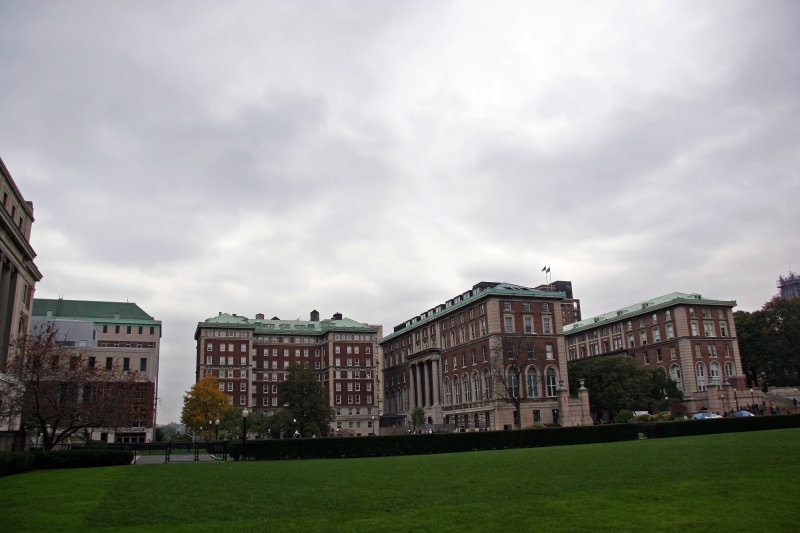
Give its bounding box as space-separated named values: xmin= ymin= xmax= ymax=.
xmin=379 ymin=282 xmax=591 ymax=431
xmin=777 ymin=272 xmax=800 ymax=300
xmin=0 ymin=157 xmax=43 ymax=449
xmin=535 ymin=280 xmax=582 ymax=325
xmin=31 ymin=298 xmax=162 ymax=443
xmin=564 ymin=292 xmax=745 ymax=414
xmin=194 ymin=311 xmax=383 ymax=436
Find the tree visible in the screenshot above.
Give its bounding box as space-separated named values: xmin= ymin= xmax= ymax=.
xmin=277 ymin=364 xmax=334 ymax=437
xmin=180 ymin=375 xmax=229 ymax=437
xmin=410 ymin=407 xmax=426 ymax=432
xmin=1 ymin=324 xmax=149 ymax=450
xmin=735 ymin=297 xmax=800 ymax=388
xmin=486 ymin=338 xmax=526 ymax=429
xmin=568 ymin=355 xmax=682 ymax=421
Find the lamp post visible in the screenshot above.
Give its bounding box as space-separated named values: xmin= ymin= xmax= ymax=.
xmin=241 ymin=408 xmax=249 ymax=458
xmin=215 ymin=418 xmax=220 ymax=440
xmin=734 ymin=389 xmax=739 ymax=411
xmin=750 ymin=388 xmax=755 ymax=410
xmin=371 ymin=416 xmax=375 ymax=436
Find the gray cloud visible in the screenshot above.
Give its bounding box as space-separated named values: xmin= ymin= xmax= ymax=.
xmin=1 ymin=1 xmax=798 ymax=422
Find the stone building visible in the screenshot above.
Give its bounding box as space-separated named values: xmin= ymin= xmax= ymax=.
xmin=379 ymin=282 xmax=592 ymax=431
xmin=564 ymin=292 xmax=745 ymax=414
xmin=195 ymin=311 xmax=383 ymax=436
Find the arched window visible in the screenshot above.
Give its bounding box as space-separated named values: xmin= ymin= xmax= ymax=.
xmin=710 ymin=362 xmax=721 ymax=387
xmin=670 ymin=364 xmax=682 ymax=391
xmin=526 ymin=367 xmax=539 ymax=398
xmin=403 ymin=387 xmax=409 ymax=411
xmin=509 ymin=371 xmax=520 ymax=398
xmin=472 ymin=371 xmax=481 ymax=402
xmin=696 ymin=362 xmax=707 ymax=391
xmin=483 ymin=368 xmax=491 ymax=399
xmin=444 ymin=378 xmax=452 ymax=406
xmin=545 ymin=367 xmax=557 ymax=397
xmin=462 ymin=374 xmax=471 ymax=403
xmin=725 ymin=361 xmax=734 ymax=377
xmin=454 ymin=378 xmax=461 ymax=404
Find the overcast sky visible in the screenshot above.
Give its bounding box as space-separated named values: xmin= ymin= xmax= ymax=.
xmin=2 ymin=1 xmax=798 ymax=424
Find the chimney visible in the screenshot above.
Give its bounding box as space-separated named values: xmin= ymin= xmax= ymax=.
xmin=310 ymin=310 xmax=320 ymax=321
xmin=256 ymin=313 xmax=264 ymax=320
xmin=332 ymin=312 xmax=343 ymax=320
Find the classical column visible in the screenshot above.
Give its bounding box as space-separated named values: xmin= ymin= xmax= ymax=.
xmin=433 ymin=358 xmax=442 ymax=405
xmin=408 ymin=366 xmax=417 ymax=409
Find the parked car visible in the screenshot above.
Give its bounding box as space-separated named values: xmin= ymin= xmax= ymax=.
xmin=692 ymin=412 xmax=722 ymax=419
xmin=733 ymin=410 xmax=755 ymax=417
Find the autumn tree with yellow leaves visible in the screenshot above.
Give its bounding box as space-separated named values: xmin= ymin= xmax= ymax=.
xmin=180 ymin=375 xmax=229 ymax=437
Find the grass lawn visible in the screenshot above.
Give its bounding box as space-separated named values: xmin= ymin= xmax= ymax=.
xmin=1 ymin=429 xmax=799 ymax=532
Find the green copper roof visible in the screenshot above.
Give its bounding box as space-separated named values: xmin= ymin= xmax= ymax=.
xmin=196 ymin=313 xmax=378 ymax=338
xmin=563 ymin=292 xmax=736 ymax=334
xmin=32 ymin=298 xmax=160 ymax=326
xmin=380 ymin=282 xmax=565 ymax=344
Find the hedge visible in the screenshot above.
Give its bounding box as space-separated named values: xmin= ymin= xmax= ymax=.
xmin=228 ymin=414 xmax=800 ymax=461
xmin=0 ymin=449 xmax=134 ymax=478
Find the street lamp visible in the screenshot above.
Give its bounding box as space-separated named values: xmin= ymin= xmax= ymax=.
xmin=371 ymin=415 xmax=375 ymax=436
xmin=241 ymin=408 xmax=249 ymax=459
xmin=750 ymin=388 xmax=755 ymax=410
xmin=215 ymin=418 xmax=220 ymax=440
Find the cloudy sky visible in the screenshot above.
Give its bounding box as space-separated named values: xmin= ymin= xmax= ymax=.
xmin=2 ymin=1 xmax=798 ymax=423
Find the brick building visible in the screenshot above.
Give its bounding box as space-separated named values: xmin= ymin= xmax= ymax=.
xmin=563 ymin=292 xmax=745 ymax=414
xmin=0 ymin=157 xmax=42 ymax=450
xmin=31 ymin=298 xmax=162 ymax=443
xmin=379 ymin=282 xmax=592 ymax=431
xmin=194 ymin=310 xmax=383 ymax=436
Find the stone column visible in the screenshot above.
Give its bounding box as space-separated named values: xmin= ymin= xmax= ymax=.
xmin=408 ymin=366 xmax=417 ymax=409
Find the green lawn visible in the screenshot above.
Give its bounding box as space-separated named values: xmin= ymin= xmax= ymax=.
xmin=2 ymin=429 xmax=799 ymax=532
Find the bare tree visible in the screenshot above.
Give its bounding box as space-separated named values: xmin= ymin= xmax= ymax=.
xmin=0 ymin=324 xmax=149 ymax=450
xmin=486 ymin=337 xmax=526 ymax=429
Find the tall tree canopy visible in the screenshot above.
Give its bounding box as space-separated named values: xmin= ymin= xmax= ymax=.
xmin=568 ymin=355 xmax=682 ymax=421
xmin=735 ymin=296 xmax=800 ymax=388
xmin=1 ymin=324 xmax=148 ymax=450
xmin=180 ymin=375 xmax=230 ymax=435
xmin=277 ymin=364 xmax=334 ymax=437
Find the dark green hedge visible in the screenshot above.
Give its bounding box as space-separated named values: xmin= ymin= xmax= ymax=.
xmin=0 ymin=449 xmax=134 ymax=478
xmin=229 ymin=423 xmax=640 ymax=461
xmin=228 ymin=414 xmax=800 ymax=461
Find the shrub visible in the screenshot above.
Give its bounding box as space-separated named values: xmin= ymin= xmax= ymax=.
xmin=0 ymin=449 xmax=133 ymax=478
xmin=616 ymin=409 xmax=633 ymax=423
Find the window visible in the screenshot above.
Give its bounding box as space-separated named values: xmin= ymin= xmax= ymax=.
xmin=696 ymin=362 xmax=707 ymax=391
xmin=527 ymin=367 xmax=539 ymax=398
xmin=483 ymin=369 xmax=491 ymax=398
xmin=509 ymin=372 xmax=519 ymax=399
xmin=240 ymin=382 xmax=247 ymax=391
xmin=652 ymin=327 xmax=661 ymax=342
xmin=710 ymin=362 xmax=721 ymax=387
xmin=463 ymin=375 xmax=471 ymax=403
xmin=115 ymin=326 xmax=120 ymax=334
xmin=545 ymin=368 xmax=557 ymax=397
xmin=543 ymin=317 xmax=551 ymax=334
xmin=444 ymin=378 xmax=452 ymax=405
xmin=725 ymin=361 xmax=734 ymax=377
xmin=640 ymin=331 xmax=648 ymax=345
xmin=643 ymin=351 xmax=650 ymax=365
xmin=671 ymin=364 xmax=682 ymax=391
xmin=504 ymin=302 xmax=512 ymax=311
xmin=122 ymin=358 xmax=130 ymax=371
xmin=220 ymin=344 xmax=226 ymax=352
xmin=666 ymin=323 xmax=674 ymax=339
xmin=105 ymin=357 xmax=113 ymax=371
xmin=545 ymin=344 xmax=553 ymax=360
xmin=524 ymin=316 xmax=533 ymax=333
xmin=453 ymin=378 xmax=461 ymax=404
xmin=102 ymin=325 xmax=108 ymax=333
xmin=472 ymin=372 xmax=481 ymax=401
xmin=227 ymin=382 xmax=233 ymax=391
xmin=139 ymin=358 xmax=147 ymax=371
xmin=504 ymin=316 xmax=514 ymax=333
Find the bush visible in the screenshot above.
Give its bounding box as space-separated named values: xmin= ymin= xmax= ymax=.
xmin=616 ymin=409 xmax=633 ymax=423
xmin=0 ymin=449 xmax=133 ymax=478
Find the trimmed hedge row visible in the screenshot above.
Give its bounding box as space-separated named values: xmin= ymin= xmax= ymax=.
xmin=229 ymin=414 xmax=800 ymax=461
xmin=0 ymin=449 xmax=134 ymax=478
